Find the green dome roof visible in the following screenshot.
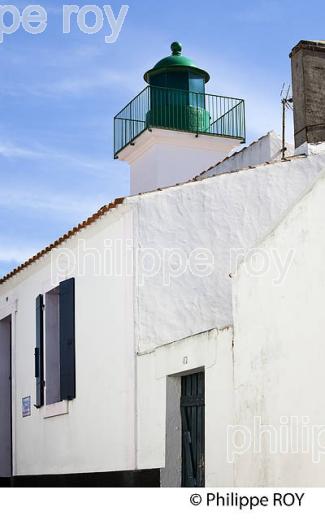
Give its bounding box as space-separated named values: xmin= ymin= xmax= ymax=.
xmin=144 ymin=42 xmax=210 ymax=84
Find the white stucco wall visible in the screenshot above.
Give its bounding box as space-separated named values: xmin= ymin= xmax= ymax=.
xmin=137 ymin=327 xmax=234 ymax=486
xmin=131 ymin=152 xmax=325 ymax=352
xmin=0 ymin=205 xmax=136 ymax=476
xmin=232 ymin=173 xmax=325 ymax=486
xmin=3 ymin=145 xmax=325 ymax=480
xmin=198 ymin=130 xmax=294 ymax=179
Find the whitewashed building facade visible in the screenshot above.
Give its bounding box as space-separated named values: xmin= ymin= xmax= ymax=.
xmin=1 ymin=40 xmax=325 ymax=486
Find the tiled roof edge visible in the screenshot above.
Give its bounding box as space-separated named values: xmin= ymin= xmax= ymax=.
xmin=0 ymin=197 xmax=125 ymax=285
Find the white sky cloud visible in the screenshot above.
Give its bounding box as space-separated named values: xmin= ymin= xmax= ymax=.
xmin=0 ymin=244 xmax=40 ymax=264
xmin=0 ymin=185 xmax=102 ymax=216
xmin=0 ymin=139 xmax=117 ymax=178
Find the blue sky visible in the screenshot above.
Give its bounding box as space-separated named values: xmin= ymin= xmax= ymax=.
xmin=0 ymin=0 xmax=324 ymax=276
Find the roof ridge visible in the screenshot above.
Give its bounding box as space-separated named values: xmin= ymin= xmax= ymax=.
xmin=192 ymin=130 xmax=277 ymax=181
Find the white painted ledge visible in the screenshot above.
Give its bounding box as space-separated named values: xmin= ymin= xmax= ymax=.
xmin=295 ymin=141 xmax=325 ymax=156
xmin=44 ymin=400 xmax=68 ymax=419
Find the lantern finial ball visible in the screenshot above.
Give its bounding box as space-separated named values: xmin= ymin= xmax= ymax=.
xmin=171 ymin=42 xmax=182 ymax=56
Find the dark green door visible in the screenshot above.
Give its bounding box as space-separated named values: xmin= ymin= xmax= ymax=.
xmin=181 ymin=372 xmax=205 ymax=487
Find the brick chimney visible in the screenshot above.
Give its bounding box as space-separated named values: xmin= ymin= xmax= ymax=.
xmin=290 ymin=40 xmax=325 ymax=149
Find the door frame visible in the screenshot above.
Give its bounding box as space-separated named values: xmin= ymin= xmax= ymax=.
xmin=0 ymin=299 xmax=17 ymax=478
xmin=0 ymin=313 xmax=13 ymax=478
xmin=181 ymin=369 xmax=205 ymax=487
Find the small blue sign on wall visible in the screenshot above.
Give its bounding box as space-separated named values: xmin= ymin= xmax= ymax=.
xmin=22 ymin=396 xmax=31 ymax=417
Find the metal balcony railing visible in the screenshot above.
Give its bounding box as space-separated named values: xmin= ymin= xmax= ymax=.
xmin=114 ymin=85 xmax=245 ymax=158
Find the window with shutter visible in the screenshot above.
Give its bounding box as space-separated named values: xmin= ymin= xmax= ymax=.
xmin=45 ymin=287 xmax=60 ymax=405
xmin=35 ymin=278 xmax=76 ymax=408
xmin=59 ymin=278 xmax=76 ymax=401
xmin=35 ymin=294 xmax=44 ymax=408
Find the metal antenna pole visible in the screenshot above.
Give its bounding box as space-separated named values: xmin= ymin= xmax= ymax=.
xmin=281 ymin=97 xmax=286 ymax=160
xmin=280 ymin=83 xmax=293 ymax=160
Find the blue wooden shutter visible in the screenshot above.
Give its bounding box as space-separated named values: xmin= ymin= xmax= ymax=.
xmin=59 ymin=278 xmax=76 ymax=400
xmin=35 ymin=294 xmax=44 ymax=408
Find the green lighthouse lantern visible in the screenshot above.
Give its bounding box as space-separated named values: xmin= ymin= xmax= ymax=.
xmin=144 ymin=42 xmax=211 ymax=133
xmin=113 ymin=42 xmax=245 ymax=160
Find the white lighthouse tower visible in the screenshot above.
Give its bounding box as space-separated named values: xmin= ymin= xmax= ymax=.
xmin=114 ymin=42 xmax=245 ymax=195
